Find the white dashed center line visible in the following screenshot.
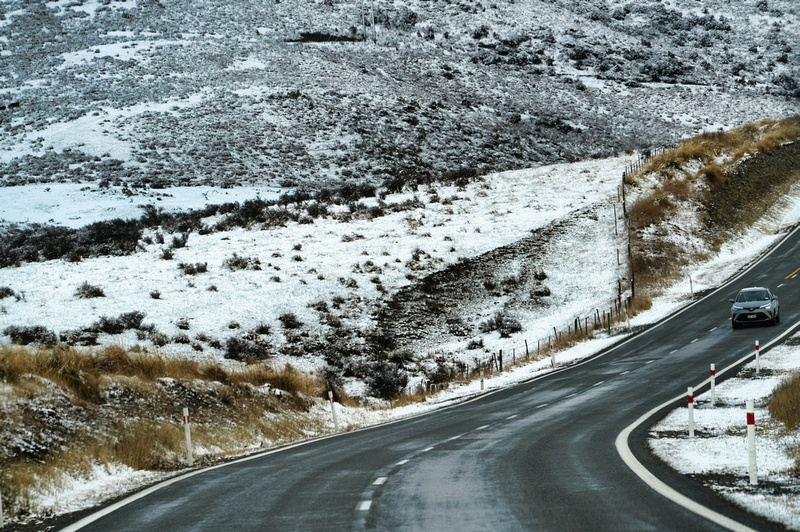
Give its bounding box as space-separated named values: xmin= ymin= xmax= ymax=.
xmin=396 ymin=459 xmax=409 ymax=466
xmin=358 ymin=501 xmax=372 ymax=511
xmin=373 ymin=477 xmax=387 ymax=485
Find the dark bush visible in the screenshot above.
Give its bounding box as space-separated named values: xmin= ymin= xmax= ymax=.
xmin=479 ymin=311 xmax=523 ymax=337
xmin=3 ymin=325 xmax=58 ymax=346
xmin=171 ymin=233 xmax=189 ymax=249
xmin=278 ymin=312 xmax=303 ymax=329
xmin=0 ymin=286 xmax=15 ymax=299
xmin=76 ymin=218 xmax=143 ymax=256
xmin=178 ymin=262 xmax=207 ymax=275
xmin=366 ymin=361 xmax=409 ymax=400
xmin=222 ymin=253 xmax=261 ymax=271
xmin=75 ymin=282 xmax=105 ymax=299
xmin=224 ymin=332 xmax=273 ymax=361
xmin=60 ymin=328 xmax=99 ymax=346
xmin=173 ymin=333 xmax=191 ymax=344
xmin=254 ymin=323 xmax=271 ymax=335
xmin=94 ymin=311 xmax=145 ymax=335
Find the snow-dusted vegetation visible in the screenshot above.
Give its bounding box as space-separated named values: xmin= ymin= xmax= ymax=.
xmin=0 ymin=0 xmax=798 ymax=190
xmin=0 ymin=0 xmax=798 ymax=527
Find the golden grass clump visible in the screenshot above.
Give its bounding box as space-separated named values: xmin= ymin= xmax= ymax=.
xmin=768 ymin=371 xmax=800 ymax=431
xmin=628 ymin=192 xmax=674 ymax=230
xmin=698 ymin=163 xmax=728 ymax=191
xmin=113 ymin=420 xmax=184 ymax=470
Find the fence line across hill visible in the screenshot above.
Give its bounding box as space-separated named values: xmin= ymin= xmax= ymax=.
xmin=418 ymin=146 xmax=673 ymax=394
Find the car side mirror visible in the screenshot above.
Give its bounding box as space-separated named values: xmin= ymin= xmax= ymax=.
xmin=728 ymin=299 xmax=734 ymax=303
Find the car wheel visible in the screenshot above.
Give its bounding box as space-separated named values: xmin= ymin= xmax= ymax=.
xmin=732 ymin=321 xmax=738 ymax=330
xmin=776 ymin=312 xmax=781 ymax=324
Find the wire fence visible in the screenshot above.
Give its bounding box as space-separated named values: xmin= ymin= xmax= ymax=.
xmin=418 ymin=146 xmax=673 ymax=393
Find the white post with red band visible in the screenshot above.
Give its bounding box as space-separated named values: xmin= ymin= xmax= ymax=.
xmin=183 ymin=407 xmax=193 ymax=467
xmin=755 ymin=340 xmax=760 ymax=374
xmin=747 ymin=400 xmax=757 ymax=485
xmin=709 ymin=364 xmax=716 ymax=405
xmin=687 ymin=387 xmax=695 ymax=437
xmin=328 ymin=391 xmax=340 ymax=432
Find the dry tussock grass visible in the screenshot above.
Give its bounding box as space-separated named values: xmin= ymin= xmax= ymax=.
xmin=628 ymin=116 xmax=800 ymax=301
xmin=643 ymin=116 xmax=799 ymax=177
xmin=768 ymin=371 xmax=800 ymax=431
xmin=628 ymin=191 xmax=675 ymax=230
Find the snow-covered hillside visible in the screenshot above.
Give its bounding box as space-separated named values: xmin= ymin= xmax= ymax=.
xmin=1 ymin=0 xmax=798 ymax=190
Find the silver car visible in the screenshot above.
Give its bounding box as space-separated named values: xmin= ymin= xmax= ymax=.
xmin=730 ymin=287 xmax=780 ymax=329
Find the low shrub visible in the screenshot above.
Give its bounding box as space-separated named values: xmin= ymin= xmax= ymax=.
xmin=59 ymin=328 xmax=100 ymax=346
xmin=0 ymin=286 xmax=15 ymax=299
xmin=366 ymin=360 xmax=409 ymax=400
xmin=171 ymin=233 xmax=189 ymax=249
xmin=3 ymin=325 xmax=58 ymax=346
xmin=75 ymin=282 xmax=105 ymax=299
xmin=225 ymin=332 xmax=273 ymax=361
xmin=95 ymin=311 xmax=145 ymax=335
xmin=222 ymin=253 xmax=261 ymax=271
xmin=278 ymin=313 xmax=303 ymax=330
xmin=178 ymin=262 xmax=207 ymax=275
xmin=479 ymin=311 xmax=523 ymax=337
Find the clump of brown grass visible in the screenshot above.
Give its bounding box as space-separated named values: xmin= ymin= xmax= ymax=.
xmin=644 ymin=116 xmax=800 ymax=176
xmin=628 ymin=192 xmax=675 ymax=230
xmin=769 ymin=371 xmax=800 ymax=431
xmin=698 ymin=163 xmax=727 ymax=192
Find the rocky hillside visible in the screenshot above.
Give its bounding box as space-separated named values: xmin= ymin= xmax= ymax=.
xmin=1 ymin=0 xmax=798 ymax=192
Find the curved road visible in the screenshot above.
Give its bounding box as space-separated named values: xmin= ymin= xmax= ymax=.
xmin=66 ymin=225 xmax=800 ymax=531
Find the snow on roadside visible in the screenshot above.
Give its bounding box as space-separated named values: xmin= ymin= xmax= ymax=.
xmin=648 ymin=343 xmax=800 ymax=530
xmin=2 ymin=153 xmax=800 ymax=526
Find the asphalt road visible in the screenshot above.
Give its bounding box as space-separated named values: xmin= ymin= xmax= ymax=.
xmin=66 ymin=225 xmax=800 ymax=531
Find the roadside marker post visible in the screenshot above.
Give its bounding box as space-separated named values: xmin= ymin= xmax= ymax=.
xmin=755 ymin=340 xmax=760 ymax=374
xmin=709 ymin=364 xmax=716 ymax=405
xmin=183 ymin=407 xmax=194 ymax=467
xmin=687 ymin=387 xmax=695 ymax=437
xmin=747 ymin=400 xmax=757 ymax=485
xmin=328 ymin=391 xmax=340 ymax=432
xmin=480 ymin=370 xmax=484 ymax=391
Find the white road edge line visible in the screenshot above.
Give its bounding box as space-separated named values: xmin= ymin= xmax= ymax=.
xmin=62 ymin=225 xmax=800 ymax=532
xmin=615 ymin=323 xmax=797 ymax=532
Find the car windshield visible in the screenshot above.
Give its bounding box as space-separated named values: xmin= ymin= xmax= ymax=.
xmin=736 ymin=290 xmax=769 ymax=302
